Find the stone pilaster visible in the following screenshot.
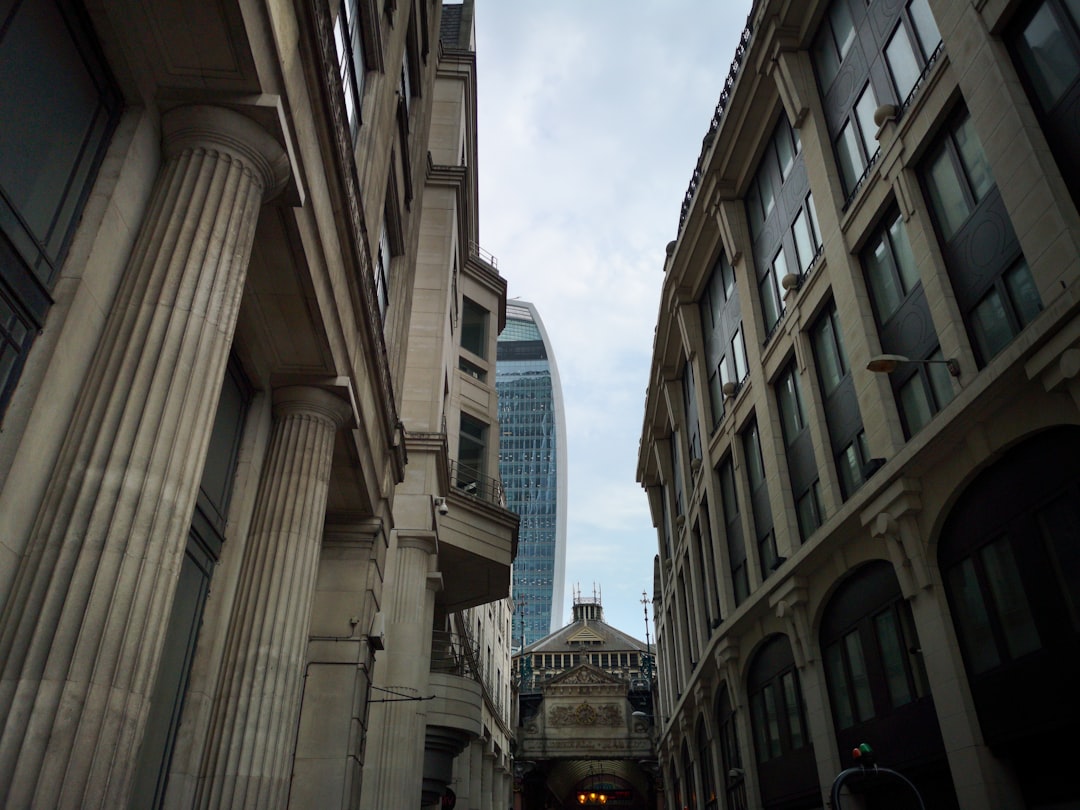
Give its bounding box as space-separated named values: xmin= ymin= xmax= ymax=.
xmin=469 ymin=740 xmax=484 ymax=809
xmin=481 ymin=749 xmax=495 ymax=810
xmin=360 ymin=533 xmax=440 ymax=809
xmin=196 ymin=386 xmax=351 ymax=809
xmin=0 ymin=105 xmax=288 ymax=810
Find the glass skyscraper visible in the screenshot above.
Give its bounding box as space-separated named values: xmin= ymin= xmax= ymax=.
xmin=497 ymin=301 xmax=567 ymax=648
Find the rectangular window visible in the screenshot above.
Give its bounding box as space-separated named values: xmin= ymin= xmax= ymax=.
xmin=0 ymin=0 xmax=121 ymax=417
xmin=458 ymin=413 xmax=487 ymax=483
xmin=375 ymin=220 xmax=391 ymax=320
xmin=732 ymin=328 xmax=748 ymax=384
xmin=719 ymin=456 xmax=749 ymax=605
xmin=760 ymin=252 xmax=785 ymax=334
xmin=776 ymin=365 xmax=806 ymax=447
xmin=338 ymin=0 xmax=367 ymax=137
xmin=792 ymin=203 xmax=820 ymax=273
xmin=460 ymin=297 xmax=488 ymax=357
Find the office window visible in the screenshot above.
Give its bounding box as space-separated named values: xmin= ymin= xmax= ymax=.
xmin=0 ymin=0 xmax=121 ymax=417
xmin=700 ymin=253 xmax=743 ymax=428
xmin=375 ymin=219 xmax=392 ymax=320
xmin=742 ymin=419 xmax=777 ymax=577
xmin=791 ymin=194 xmax=822 ymax=273
xmin=1013 ymin=1 xmax=1080 ymax=109
xmin=760 ymin=250 xmax=785 ymax=336
xmin=864 ymin=211 xmax=921 ymax=324
xmin=717 ymin=686 xmax=747 ymax=810
xmin=459 ymin=413 xmax=487 ymax=482
xmin=719 ymin=456 xmax=749 ymax=605
xmin=815 ymin=0 xmax=942 ymax=200
xmin=461 ymin=297 xmax=488 ymax=357
xmin=671 ymin=430 xmax=686 ymax=520
xmin=862 ymin=211 xmax=952 ymax=438
xmin=748 ymin=637 xmax=808 ymax=763
xmin=746 ymin=115 xmax=817 ymax=342
xmin=813 ymin=0 xmax=858 ymax=90
xmin=337 ymin=0 xmax=370 ymax=137
xmin=698 ymin=496 xmax=722 ymax=627
xmin=821 ymin=562 xmax=930 ymax=735
xmin=922 ymin=110 xmax=1039 ymax=365
xmin=683 ymin=360 xmax=702 ymax=461
xmin=775 ymin=362 xmax=823 ymax=541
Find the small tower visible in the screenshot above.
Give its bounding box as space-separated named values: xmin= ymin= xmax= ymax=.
xmin=571 ymin=583 xmax=604 ymax=622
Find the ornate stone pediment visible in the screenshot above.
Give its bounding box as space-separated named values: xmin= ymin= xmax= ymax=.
xmin=547 ymin=663 xmax=621 ymax=687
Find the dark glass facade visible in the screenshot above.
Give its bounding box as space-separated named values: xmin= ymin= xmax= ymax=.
xmin=497 ymin=301 xmax=567 ymax=647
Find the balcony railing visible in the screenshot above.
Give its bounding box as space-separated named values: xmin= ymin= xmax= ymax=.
xmin=469 ymin=241 xmax=498 ymax=269
xmin=434 ymin=614 xmax=508 ymax=719
xmin=449 ymin=460 xmax=507 ymax=508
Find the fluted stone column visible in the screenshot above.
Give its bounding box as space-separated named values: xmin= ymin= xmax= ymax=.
xmin=197 ymin=386 xmax=351 ymax=809
xmin=360 ymin=534 xmax=439 ymax=809
xmin=0 ymin=105 xmax=289 ymax=810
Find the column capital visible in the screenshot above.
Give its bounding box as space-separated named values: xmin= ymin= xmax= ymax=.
xmin=273 ymin=385 xmax=354 ymax=429
xmin=162 ymin=104 xmax=290 ymax=200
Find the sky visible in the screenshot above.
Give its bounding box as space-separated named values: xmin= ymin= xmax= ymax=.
xmin=474 ymin=1 xmax=755 ymax=639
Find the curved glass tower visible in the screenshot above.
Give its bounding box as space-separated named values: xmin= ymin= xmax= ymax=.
xmin=497 ymin=301 xmax=567 ymax=648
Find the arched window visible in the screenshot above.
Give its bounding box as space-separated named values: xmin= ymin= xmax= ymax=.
xmin=747 ymin=635 xmax=818 ymax=808
xmin=670 ymin=755 xmax=682 ymax=810
xmin=820 ymin=560 xmax=954 ymax=805
xmin=716 ymin=685 xmax=747 ymax=810
xmin=696 ymin=717 xmax=718 ymax=810
xmin=682 ymin=740 xmax=698 ymax=810
xmin=939 ymin=427 xmax=1080 ymax=805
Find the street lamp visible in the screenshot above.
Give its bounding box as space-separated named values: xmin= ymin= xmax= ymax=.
xmin=866 ymin=353 xmax=961 ymax=378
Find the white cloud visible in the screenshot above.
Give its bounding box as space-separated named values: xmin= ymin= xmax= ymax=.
xmin=477 ymin=0 xmax=754 ymax=634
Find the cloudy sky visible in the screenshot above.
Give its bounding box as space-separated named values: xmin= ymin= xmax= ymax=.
xmin=474 ymin=1 xmax=754 ymax=637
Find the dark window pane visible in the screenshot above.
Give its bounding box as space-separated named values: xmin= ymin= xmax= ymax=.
xmin=781 ymin=671 xmax=805 ymax=748
xmin=844 ymin=631 xmax=875 ymax=722
xmin=980 ymin=539 xmax=1041 ymax=659
xmin=793 ymin=208 xmax=816 ymax=272
xmin=948 ymin=557 xmax=1002 ymax=673
xmin=826 ymin=642 xmax=855 ymax=729
xmin=837 ymin=443 xmax=862 ymax=497
xmin=1005 ymin=259 xmax=1043 ymax=326
xmin=812 ymin=313 xmax=845 ymax=396
xmin=776 ymin=368 xmax=804 ymax=446
xmin=1038 ymin=495 xmax=1080 ymax=621
xmin=971 ymin=288 xmax=1014 ymax=360
xmin=796 ymin=484 xmax=823 ymax=540
xmin=927 ymin=349 xmax=956 ymax=409
xmin=1016 ymin=3 xmax=1080 ymax=110
xmin=955 ymin=115 xmax=994 ymax=201
xmin=899 ymin=373 xmax=934 ymax=435
xmin=836 ymin=121 xmax=863 ymax=192
xmin=875 ymin=610 xmax=914 ymax=707
xmin=925 ymin=146 xmax=971 ymax=240
xmin=890 ymin=214 xmax=921 ymax=293
xmin=763 ymin=683 xmax=782 ymax=759
xmin=461 ymin=297 xmax=488 ymax=357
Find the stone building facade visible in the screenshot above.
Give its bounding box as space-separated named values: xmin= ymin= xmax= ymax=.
xmin=0 ymin=1 xmax=516 ymax=809
xmin=638 ymin=1 xmax=1080 ymax=809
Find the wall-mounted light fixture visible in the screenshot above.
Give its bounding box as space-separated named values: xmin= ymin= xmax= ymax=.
xmin=866 ymin=353 xmax=960 ymax=378
xmin=722 ymin=381 xmax=739 ymax=398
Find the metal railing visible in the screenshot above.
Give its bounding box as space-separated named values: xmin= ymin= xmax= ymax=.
xmin=438 ymin=613 xmax=508 ymax=719
xmin=469 ymin=241 xmax=498 ymax=269
xmin=449 ymin=460 xmax=507 ymax=508
xmin=678 ymin=14 xmax=754 ymax=233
